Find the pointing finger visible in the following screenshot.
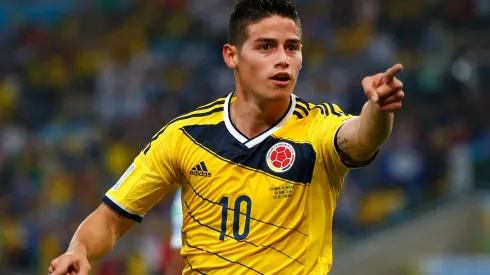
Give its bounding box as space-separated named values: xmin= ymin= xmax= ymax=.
xmin=381 ymin=64 xmax=403 ymax=84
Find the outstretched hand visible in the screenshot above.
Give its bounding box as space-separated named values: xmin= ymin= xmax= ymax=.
xmin=362 ymin=64 xmax=405 ymax=112
xmin=48 ymin=251 xmax=91 ymax=275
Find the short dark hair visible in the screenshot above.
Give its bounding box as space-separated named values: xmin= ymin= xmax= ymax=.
xmin=229 ymin=0 xmax=301 ymax=48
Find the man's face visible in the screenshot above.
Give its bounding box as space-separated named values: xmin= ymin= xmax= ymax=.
xmin=235 ymin=15 xmax=302 ymax=102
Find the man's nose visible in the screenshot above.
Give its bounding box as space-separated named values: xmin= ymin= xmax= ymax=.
xmin=274 ymin=47 xmax=290 ymax=68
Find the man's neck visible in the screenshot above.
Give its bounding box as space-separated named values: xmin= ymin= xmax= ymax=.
xmin=229 ymin=92 xmax=291 ymax=140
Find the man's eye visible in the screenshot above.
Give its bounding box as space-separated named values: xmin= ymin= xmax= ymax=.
xmin=287 ymin=45 xmax=298 ymax=51
xmin=261 ymin=45 xmax=270 ymax=50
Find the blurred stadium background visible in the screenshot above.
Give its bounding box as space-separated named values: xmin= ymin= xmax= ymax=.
xmin=0 ymin=0 xmax=489 ymax=274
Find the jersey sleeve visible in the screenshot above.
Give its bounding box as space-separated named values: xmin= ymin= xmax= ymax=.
xmin=310 ymin=103 xmax=358 ymax=177
xmin=169 ymin=188 xmax=183 ymax=249
xmin=103 ymin=130 xmax=181 ymax=223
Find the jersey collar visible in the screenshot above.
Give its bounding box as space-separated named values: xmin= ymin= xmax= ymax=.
xmin=223 ymin=92 xmax=296 ymax=149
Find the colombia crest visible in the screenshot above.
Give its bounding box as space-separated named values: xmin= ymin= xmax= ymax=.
xmin=266 ymin=142 xmax=296 ymax=173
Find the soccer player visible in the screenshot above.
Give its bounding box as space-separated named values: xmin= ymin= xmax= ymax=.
xmin=48 ymin=0 xmax=405 ymax=274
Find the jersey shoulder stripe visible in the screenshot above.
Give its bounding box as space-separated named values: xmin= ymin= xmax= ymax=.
xmin=296 ymin=97 xmax=315 ymax=110
xmin=311 ymin=104 xmax=328 ymax=117
xmin=195 ymin=96 xmax=227 ymax=111
xmin=326 ymin=103 xmax=344 ymax=117
xmin=296 ymin=97 xmax=312 ymax=110
xmin=143 ymin=99 xmax=225 ymax=154
xmin=293 ymin=97 xmax=312 ymax=119
xmin=293 ymin=110 xmax=304 ymax=119
xmin=294 ymin=103 xmax=309 ymax=119
xmin=309 ymin=102 xmax=351 ymax=119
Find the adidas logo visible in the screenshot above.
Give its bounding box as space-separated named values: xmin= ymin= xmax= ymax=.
xmin=190 ymin=161 xmax=212 ymax=177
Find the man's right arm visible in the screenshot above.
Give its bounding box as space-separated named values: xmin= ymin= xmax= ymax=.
xmin=49 ymin=203 xmax=136 ymax=275
xmin=48 ymin=126 xmax=182 ymax=275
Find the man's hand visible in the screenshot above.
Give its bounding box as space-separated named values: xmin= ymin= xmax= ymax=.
xmin=336 ymin=64 xmax=404 ymax=163
xmin=362 ymin=64 xmax=405 ymax=112
xmin=47 ymin=204 xmax=136 ymax=275
xmin=48 ymin=250 xmax=91 ymax=275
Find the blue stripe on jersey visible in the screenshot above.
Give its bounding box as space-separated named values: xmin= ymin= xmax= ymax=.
xmin=196 ymin=98 xmax=226 ymax=111
xmin=182 ymin=122 xmax=316 ymax=184
xmin=293 ymin=110 xmax=304 ymax=119
xmin=333 ymin=125 xmax=378 ymax=168
xmin=296 ymin=98 xmax=311 ymax=110
xmin=295 ymin=102 xmax=309 ymax=117
xmin=143 ymin=106 xmax=224 ymax=154
xmin=102 ymin=195 xmax=143 ymax=223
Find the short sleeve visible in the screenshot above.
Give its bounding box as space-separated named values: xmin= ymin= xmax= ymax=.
xmin=169 ymin=188 xmax=183 ymax=249
xmin=310 ymin=103 xmax=356 ymax=176
xmin=103 ymin=130 xmax=181 ymax=223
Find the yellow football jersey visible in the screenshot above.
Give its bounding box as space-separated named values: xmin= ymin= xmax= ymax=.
xmin=104 ymin=92 xmax=372 ymax=275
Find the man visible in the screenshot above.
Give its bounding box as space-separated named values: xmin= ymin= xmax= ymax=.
xmin=49 ymin=0 xmax=405 ymax=274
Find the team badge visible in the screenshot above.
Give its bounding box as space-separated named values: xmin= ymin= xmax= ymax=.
xmin=266 ymin=142 xmax=296 ymax=173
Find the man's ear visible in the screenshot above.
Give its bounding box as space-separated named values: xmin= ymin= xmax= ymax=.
xmin=223 ymin=44 xmax=238 ymax=70
xmin=300 ymin=50 xmax=303 ymax=70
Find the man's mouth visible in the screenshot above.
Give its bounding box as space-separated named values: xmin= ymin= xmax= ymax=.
xmin=270 ymin=73 xmax=291 ymax=86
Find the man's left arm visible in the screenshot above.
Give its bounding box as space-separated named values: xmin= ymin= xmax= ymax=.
xmin=336 ymin=64 xmax=405 ymax=165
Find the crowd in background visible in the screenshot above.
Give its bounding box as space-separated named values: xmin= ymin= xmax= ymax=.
xmin=0 ymin=0 xmax=489 ymax=274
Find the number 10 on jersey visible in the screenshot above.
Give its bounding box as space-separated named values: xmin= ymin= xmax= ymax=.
xmin=219 ymin=195 xmax=252 ymax=241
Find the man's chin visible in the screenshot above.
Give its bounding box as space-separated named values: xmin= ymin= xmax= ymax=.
xmin=271 ymin=82 xmax=295 ymax=93
xmin=263 ymin=87 xmax=294 ymax=101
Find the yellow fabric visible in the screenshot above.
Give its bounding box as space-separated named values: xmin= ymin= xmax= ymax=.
xmin=105 ymin=96 xmax=356 ymax=274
